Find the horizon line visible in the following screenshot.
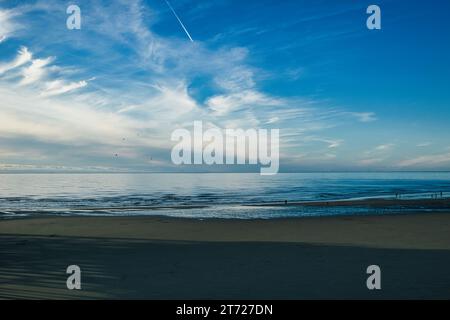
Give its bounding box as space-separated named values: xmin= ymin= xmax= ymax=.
xmin=1 ymin=170 xmax=450 ymax=174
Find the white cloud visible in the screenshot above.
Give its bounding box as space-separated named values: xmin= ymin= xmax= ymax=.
xmin=20 ymin=56 xmax=53 ymax=85
xmin=42 ymin=79 xmax=88 ymax=96
xmin=0 ymin=45 xmax=90 ymax=96
xmin=207 ymin=90 xmax=283 ymax=115
xmin=358 ymin=157 xmax=385 ymax=165
xmin=303 ymin=136 xmax=343 ymax=149
xmin=0 ymin=8 xmax=18 ymax=42
xmin=117 ymin=83 xmax=201 ymax=124
xmin=359 ymin=143 xmax=394 ymax=166
xmin=0 ymin=85 xmax=154 ymax=147
xmin=398 ymin=153 xmax=450 ymax=167
xmin=0 ymin=46 xmax=32 ymax=75
xmin=363 ymin=143 xmax=394 ymax=156
xmin=214 ymin=66 xmax=255 ymax=92
xmin=266 ymin=116 xmax=279 ymax=124
xmin=348 ymin=112 xmax=377 ymax=123
xmin=326 ymin=140 xmax=341 ymax=148
xmin=417 ymin=142 xmax=432 ymax=147
xmin=374 ymin=143 xmax=394 ymax=152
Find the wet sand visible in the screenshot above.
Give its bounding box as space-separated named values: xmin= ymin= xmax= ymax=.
xmin=248 ymin=197 xmax=450 ymax=208
xmin=46 ymin=197 xmax=450 ymax=212
xmin=1 ymin=213 xmax=450 ymax=299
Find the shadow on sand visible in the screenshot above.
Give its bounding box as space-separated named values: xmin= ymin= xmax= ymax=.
xmin=1 ymin=234 xmax=450 ymax=299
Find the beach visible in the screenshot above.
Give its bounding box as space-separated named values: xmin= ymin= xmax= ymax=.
xmin=1 ymin=212 xmax=450 ymax=299
xmin=1 ymin=0 xmax=450 ymax=305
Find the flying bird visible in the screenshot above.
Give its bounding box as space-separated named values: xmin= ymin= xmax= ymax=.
xmin=164 ymin=0 xmax=194 ymax=42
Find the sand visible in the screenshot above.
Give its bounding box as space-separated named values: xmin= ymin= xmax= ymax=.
xmin=249 ymin=197 xmax=450 ymax=208
xmin=1 ymin=213 xmax=450 ymax=299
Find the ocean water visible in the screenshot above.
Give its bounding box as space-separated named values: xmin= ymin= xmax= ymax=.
xmin=1 ymin=172 xmax=450 ymax=219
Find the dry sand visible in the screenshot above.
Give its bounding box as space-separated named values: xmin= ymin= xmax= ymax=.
xmin=1 ymin=213 xmax=450 ymax=299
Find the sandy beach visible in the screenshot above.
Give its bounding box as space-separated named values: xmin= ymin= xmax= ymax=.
xmin=1 ymin=212 xmax=450 ymax=299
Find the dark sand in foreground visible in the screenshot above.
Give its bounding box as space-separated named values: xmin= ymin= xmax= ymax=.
xmin=1 ymin=213 xmax=450 ymax=299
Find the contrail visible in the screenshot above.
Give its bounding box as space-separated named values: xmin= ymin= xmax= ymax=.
xmin=164 ymin=0 xmax=194 ymax=42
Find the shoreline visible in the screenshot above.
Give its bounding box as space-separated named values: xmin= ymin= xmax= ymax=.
xmin=2 ymin=197 xmax=450 ymax=220
xmin=2 ymin=208 xmax=450 ymax=221
xmin=246 ymin=197 xmax=450 ymax=207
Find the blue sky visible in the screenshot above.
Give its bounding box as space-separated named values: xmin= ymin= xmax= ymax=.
xmin=0 ymin=0 xmax=449 ymax=172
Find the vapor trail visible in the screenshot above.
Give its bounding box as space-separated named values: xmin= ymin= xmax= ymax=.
xmin=164 ymin=0 xmax=194 ymax=42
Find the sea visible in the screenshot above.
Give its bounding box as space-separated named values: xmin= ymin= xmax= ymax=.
xmin=1 ymin=172 xmax=450 ymax=219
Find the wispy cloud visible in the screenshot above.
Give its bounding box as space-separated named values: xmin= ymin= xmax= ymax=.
xmin=207 ymin=90 xmax=283 ymax=116
xmin=347 ymin=112 xmax=377 ymax=123
xmin=398 ymin=153 xmax=450 ymax=167
xmin=20 ymin=56 xmax=53 ymax=85
xmin=0 ymin=8 xmax=18 ymax=42
xmin=42 ymin=79 xmax=88 ymax=96
xmin=0 ymin=46 xmax=32 ymax=75
xmin=358 ymin=143 xmax=395 ymax=166
xmin=373 ymin=144 xmax=395 ymax=152
xmin=302 ymin=136 xmax=343 ymax=149
xmin=358 ymin=157 xmax=386 ymax=166
xmin=417 ymin=142 xmax=432 ymax=147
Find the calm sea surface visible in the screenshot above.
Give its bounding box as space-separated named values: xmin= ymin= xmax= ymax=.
xmin=1 ymin=172 xmax=450 ymax=219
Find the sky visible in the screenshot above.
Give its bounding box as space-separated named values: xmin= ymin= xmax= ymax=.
xmin=0 ymin=0 xmax=449 ymax=172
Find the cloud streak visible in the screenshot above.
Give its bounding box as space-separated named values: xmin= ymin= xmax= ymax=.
xmin=42 ymin=79 xmax=88 ymax=96
xmin=398 ymin=153 xmax=450 ymax=167
xmin=20 ymin=56 xmax=53 ymax=85
xmin=164 ymin=0 xmax=194 ymax=42
xmin=0 ymin=46 xmax=32 ymax=75
xmin=0 ymin=8 xmax=16 ymax=42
